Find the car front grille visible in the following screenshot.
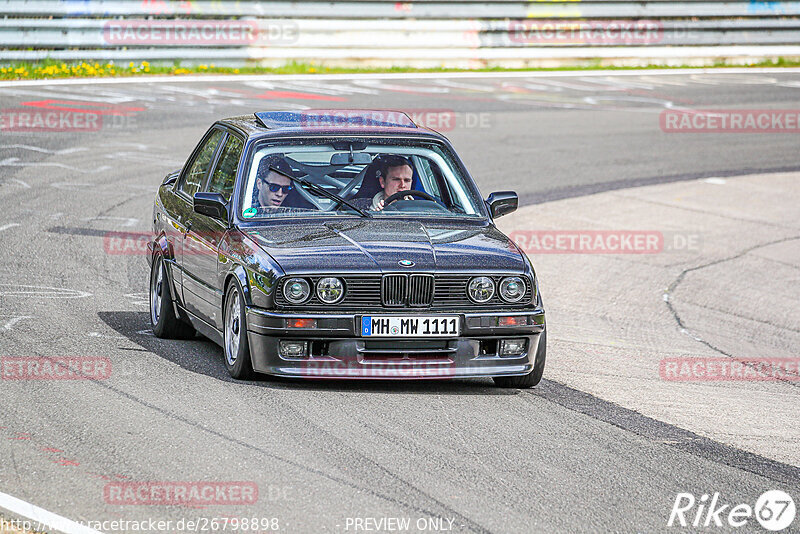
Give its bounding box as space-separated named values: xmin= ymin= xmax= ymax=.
xmin=275 ymin=274 xmax=531 ymax=309
xmin=408 ymin=274 xmax=434 ymax=307
xmin=381 ymin=274 xmax=406 ymax=307
xmin=381 ymin=274 xmax=434 ymax=307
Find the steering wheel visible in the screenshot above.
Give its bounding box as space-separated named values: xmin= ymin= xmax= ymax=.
xmin=383 ymin=190 xmax=436 ymax=206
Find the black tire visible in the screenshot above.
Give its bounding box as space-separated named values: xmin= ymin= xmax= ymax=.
xmin=493 ymin=329 xmax=547 ymax=388
xmin=150 ymin=253 xmax=196 ymax=339
xmin=223 ymin=278 xmax=255 ymax=380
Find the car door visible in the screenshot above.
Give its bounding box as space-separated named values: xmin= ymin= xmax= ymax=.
xmin=174 ymin=128 xmax=225 ymax=311
xmin=181 ymin=130 xmax=243 ymax=330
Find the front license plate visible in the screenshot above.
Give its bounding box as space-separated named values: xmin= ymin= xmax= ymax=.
xmin=361 ymin=316 xmax=460 ymax=337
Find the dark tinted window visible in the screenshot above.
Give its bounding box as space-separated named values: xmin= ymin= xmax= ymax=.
xmin=207 ymin=134 xmax=243 ymax=201
xmin=179 ymin=129 xmax=223 ymax=198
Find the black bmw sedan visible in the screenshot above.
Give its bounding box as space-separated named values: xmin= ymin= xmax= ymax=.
xmin=148 ymin=110 xmax=546 ymax=387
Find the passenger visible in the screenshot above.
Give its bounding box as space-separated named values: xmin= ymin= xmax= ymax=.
xmin=353 ymin=155 xmax=414 ymax=211
xmin=253 ymin=155 xmax=294 ymax=208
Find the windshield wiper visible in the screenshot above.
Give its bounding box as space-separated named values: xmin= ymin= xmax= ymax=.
xmin=269 ymin=166 xmax=371 ymax=218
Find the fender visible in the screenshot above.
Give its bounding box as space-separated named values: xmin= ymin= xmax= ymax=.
xmin=151 ymin=233 xmax=189 ymax=321
xmin=152 ymin=234 xmax=173 ymax=262
xmin=226 ymin=264 xmax=251 ymax=308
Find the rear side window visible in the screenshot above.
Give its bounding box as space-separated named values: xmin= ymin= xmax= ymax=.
xmin=207 ymin=134 xmax=243 ymax=201
xmin=179 ymin=129 xmax=224 ymax=198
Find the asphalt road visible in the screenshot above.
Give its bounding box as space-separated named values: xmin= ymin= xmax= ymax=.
xmin=0 ymin=70 xmax=798 ymax=533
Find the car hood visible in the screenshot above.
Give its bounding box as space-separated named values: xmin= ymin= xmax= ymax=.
xmin=242 ymin=219 xmax=526 ymax=274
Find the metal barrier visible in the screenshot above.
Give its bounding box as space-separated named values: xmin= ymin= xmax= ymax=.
xmin=2 ymin=1 xmax=800 ymax=67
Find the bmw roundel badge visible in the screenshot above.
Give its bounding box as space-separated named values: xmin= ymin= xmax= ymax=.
xmin=398 ymin=259 xmax=415 ymax=267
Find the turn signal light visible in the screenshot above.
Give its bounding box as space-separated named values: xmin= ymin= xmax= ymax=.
xmin=287 ymin=318 xmax=317 ymax=328
xmin=498 ymin=316 xmax=527 ymax=327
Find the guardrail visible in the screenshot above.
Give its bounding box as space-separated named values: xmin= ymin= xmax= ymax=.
xmin=2 ymin=1 xmax=800 ymax=67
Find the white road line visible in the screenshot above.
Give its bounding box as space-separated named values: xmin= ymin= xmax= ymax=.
xmin=2 ymin=316 xmax=32 ymax=330
xmin=0 ymin=285 xmax=92 ymax=298
xmin=0 ymin=158 xmax=112 ymax=174
xmin=87 ymin=332 xmax=126 ymax=339
xmin=83 ymin=216 xmax=139 ymax=227
xmin=0 ymin=223 xmax=20 ymax=232
xmin=0 ymin=490 xmax=105 ymax=534
xmin=1 ymin=67 xmax=799 ymax=88
xmin=0 ymin=86 xmax=144 ymax=103
xmin=96 ymin=142 xmax=150 ymax=151
xmin=9 ymin=179 xmax=31 ymax=189
xmin=51 ymin=182 xmax=93 ymax=190
xmin=0 ymin=145 xmax=88 ymax=155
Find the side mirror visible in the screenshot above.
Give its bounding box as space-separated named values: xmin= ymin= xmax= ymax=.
xmin=486 ymin=191 xmax=518 ymax=218
xmin=193 ymin=192 xmax=228 ymax=221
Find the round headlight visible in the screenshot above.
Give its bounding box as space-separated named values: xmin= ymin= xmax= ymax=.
xmin=283 ymin=278 xmax=311 ymax=304
xmin=316 ymin=277 xmax=344 ymax=304
xmin=467 ymin=276 xmax=495 ymax=303
xmin=499 ymin=276 xmax=526 ymax=302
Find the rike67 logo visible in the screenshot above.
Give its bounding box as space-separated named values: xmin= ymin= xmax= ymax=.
xmin=668 ymin=490 xmax=796 ymax=531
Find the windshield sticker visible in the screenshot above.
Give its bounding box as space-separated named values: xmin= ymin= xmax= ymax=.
xmin=242 ymin=208 xmax=257 ymax=218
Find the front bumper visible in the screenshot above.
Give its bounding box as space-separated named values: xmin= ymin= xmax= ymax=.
xmin=245 ymin=308 xmax=545 ymax=379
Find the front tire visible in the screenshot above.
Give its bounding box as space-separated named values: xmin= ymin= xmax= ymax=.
xmin=223 ymin=279 xmax=255 ymax=380
xmin=493 ymin=329 xmax=546 ymax=388
xmin=150 ymin=253 xmax=195 ymax=339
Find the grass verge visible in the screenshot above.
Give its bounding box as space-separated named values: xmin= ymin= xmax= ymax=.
xmin=2 ymin=57 xmax=800 ymax=81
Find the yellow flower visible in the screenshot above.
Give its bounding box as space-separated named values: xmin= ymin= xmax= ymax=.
xmin=141 ymin=61 xmax=149 ymax=67
xmin=233 ymin=68 xmax=240 ymax=74
xmin=198 ymin=64 xmax=208 ymax=70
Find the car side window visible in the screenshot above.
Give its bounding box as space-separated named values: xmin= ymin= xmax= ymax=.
xmin=415 ymin=156 xmax=442 ymax=199
xmin=207 ymin=134 xmax=243 ymax=201
xmin=179 ymin=129 xmax=224 ymax=198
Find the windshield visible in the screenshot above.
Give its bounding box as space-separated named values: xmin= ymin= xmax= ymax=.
xmin=239 ymin=140 xmax=484 ymax=219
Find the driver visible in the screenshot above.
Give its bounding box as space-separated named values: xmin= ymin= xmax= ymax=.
xmin=253 ymin=155 xmax=294 ymax=209
xmin=368 ymin=155 xmax=414 ymax=211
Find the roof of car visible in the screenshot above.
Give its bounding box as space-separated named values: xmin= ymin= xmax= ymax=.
xmin=219 ymin=110 xmax=449 ymax=141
